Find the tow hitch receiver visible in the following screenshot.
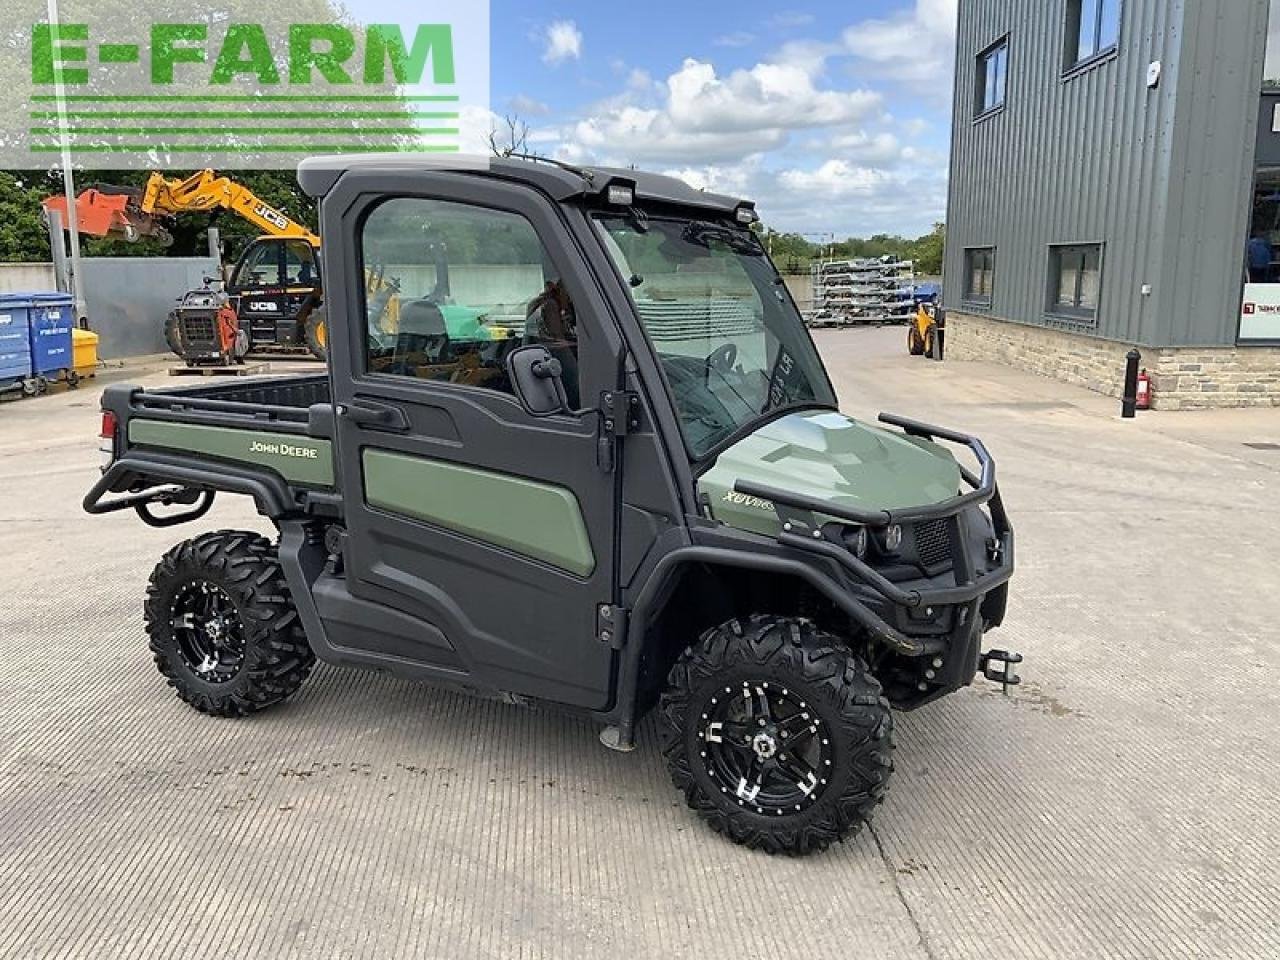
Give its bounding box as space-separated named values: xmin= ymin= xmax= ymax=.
xmin=980 ymin=649 xmax=1023 ymax=694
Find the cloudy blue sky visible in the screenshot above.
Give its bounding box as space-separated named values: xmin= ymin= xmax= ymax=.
xmin=487 ymin=0 xmax=957 ymax=238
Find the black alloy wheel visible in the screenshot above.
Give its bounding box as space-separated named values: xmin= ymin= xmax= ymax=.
xmin=699 ymin=679 xmax=832 ymax=815
xmin=168 ymin=579 xmax=246 ymax=684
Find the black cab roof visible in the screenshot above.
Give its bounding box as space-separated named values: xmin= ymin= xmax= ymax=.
xmin=296 ymin=153 xmax=754 ymax=220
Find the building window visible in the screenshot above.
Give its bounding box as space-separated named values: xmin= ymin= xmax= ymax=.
xmin=976 ymin=39 xmax=1009 ymax=117
xmin=964 ymin=248 xmax=995 ymax=305
xmin=1048 ymin=244 xmax=1103 ymax=321
xmin=1066 ymin=0 xmax=1121 ymax=70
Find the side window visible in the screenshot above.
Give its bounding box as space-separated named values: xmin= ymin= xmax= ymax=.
xmin=360 ymin=197 xmax=580 ymax=407
xmin=283 ymin=240 xmax=319 ymax=286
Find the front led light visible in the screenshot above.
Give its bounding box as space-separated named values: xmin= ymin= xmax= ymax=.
xmin=607 ymin=184 xmax=635 ymax=206
xmin=884 ymin=524 xmax=904 ymax=552
xmin=735 ymin=205 xmax=758 ymax=224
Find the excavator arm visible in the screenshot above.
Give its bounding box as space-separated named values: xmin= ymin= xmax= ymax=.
xmin=140 ymin=171 xmax=320 ymax=246
xmin=43 ymin=169 xmax=320 ymax=247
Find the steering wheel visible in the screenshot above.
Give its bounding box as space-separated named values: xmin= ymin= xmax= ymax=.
xmin=706 ymin=343 xmax=738 ymax=378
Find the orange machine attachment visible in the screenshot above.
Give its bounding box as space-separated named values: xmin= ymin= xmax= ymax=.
xmin=42 ymin=187 xmax=173 ymax=245
xmin=216 ymin=303 xmax=240 ymax=359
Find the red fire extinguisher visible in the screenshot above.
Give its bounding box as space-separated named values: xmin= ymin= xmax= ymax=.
xmin=1136 ymin=369 xmax=1151 ymax=410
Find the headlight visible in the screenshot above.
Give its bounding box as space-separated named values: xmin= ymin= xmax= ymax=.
xmin=883 ymin=523 xmax=903 ymax=552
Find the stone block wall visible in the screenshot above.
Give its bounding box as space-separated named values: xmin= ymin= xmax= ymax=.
xmin=946 ymin=311 xmax=1280 ymax=409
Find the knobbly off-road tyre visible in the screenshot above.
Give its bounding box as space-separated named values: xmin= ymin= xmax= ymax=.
xmin=144 ymin=530 xmax=314 ymax=717
xmin=660 ymin=614 xmax=894 ymax=856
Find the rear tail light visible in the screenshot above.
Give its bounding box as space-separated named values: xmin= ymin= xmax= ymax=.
xmin=99 ymin=410 xmax=117 ymax=470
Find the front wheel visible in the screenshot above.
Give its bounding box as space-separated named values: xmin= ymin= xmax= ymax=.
xmin=144 ymin=530 xmax=315 ymax=717
xmin=907 ymin=326 xmax=926 ymax=355
xmin=660 ymin=615 xmax=894 ymax=855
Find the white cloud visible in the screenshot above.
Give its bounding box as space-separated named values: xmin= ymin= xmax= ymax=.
xmin=714 ymin=31 xmax=756 ymax=48
xmin=531 ymin=4 xmax=956 ymax=237
xmin=542 ymin=21 xmax=583 ymax=65
xmin=828 ymin=130 xmax=905 ymax=166
xmin=768 ymin=160 xmax=948 ymax=235
xmin=509 ymin=94 xmax=551 ymax=117
xmin=843 ymin=0 xmax=958 ymax=94
xmin=659 ymin=162 xmax=757 ymax=198
xmin=558 ymin=57 xmax=882 ymax=164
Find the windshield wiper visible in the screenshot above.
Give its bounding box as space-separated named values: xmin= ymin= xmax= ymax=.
xmin=681 ymin=221 xmax=761 ymax=256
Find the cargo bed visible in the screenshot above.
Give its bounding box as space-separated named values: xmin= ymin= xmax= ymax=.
xmin=85 ymin=373 xmax=341 ymax=525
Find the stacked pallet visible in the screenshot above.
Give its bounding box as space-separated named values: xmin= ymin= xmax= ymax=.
xmin=805 ymin=257 xmax=916 ymax=328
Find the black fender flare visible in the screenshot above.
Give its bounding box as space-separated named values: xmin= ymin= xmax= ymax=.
xmin=605 ymin=544 xmax=942 ymax=748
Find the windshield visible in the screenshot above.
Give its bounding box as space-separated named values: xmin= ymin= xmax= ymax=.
xmin=594 ymin=214 xmax=834 ymax=459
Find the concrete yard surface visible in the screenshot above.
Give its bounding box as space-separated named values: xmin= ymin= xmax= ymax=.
xmin=1 ymin=330 xmax=1278 ymax=959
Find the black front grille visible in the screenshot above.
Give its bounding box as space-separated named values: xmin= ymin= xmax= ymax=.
xmin=912 ymin=519 xmax=951 ymax=567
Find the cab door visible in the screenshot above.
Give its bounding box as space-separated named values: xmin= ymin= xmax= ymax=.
xmin=324 ymin=172 xmax=625 ymax=710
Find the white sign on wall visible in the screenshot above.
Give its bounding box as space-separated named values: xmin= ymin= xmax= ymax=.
xmin=1240 ymin=283 xmax=1280 ymax=341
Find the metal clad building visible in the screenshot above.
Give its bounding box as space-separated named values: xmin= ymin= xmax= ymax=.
xmin=945 ymin=0 xmax=1280 ymax=408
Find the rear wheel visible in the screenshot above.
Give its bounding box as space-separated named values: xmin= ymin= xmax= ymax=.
xmin=163 ymin=311 xmax=184 ymax=358
xmin=144 ymin=530 xmax=314 ymax=717
xmin=304 ymin=308 xmax=327 ymax=361
xmin=660 ymin=615 xmax=894 ymax=855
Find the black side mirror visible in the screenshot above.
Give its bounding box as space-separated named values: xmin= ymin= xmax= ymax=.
xmin=507 ymin=345 xmax=569 ymax=417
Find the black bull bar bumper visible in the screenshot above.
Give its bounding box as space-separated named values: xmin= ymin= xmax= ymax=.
xmin=733 ymin=413 xmax=1016 ymax=672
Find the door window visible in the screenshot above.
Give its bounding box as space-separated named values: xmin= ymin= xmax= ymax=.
xmin=360 ymin=197 xmax=581 ymax=407
xmin=283 ymin=240 xmax=319 ymax=286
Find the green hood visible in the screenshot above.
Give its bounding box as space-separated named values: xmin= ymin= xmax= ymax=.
xmin=699 ymin=409 xmax=961 ymax=537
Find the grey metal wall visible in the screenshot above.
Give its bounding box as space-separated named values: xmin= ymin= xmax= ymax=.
xmin=81 ymin=257 xmax=218 ymax=358
xmin=945 ymin=0 xmax=1270 ymax=347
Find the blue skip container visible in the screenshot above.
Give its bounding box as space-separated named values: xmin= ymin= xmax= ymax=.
xmin=27 ymin=292 xmax=75 ymax=383
xmin=0 ymin=293 xmax=35 ymax=394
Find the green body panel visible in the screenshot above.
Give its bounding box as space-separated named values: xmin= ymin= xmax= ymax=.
xmin=127 ymin=420 xmax=335 ymax=488
xmin=362 ymin=449 xmax=596 ymax=577
xmin=699 ymin=409 xmax=961 ymax=537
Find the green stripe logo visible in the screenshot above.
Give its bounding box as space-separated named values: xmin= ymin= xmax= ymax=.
xmin=13 ymin=11 xmax=487 ymax=169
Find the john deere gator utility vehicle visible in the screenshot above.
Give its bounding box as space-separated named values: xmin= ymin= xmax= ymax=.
xmin=85 ymin=155 xmax=1018 ymax=855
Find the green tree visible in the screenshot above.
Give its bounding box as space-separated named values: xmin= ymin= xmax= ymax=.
xmin=909 ymin=222 xmax=945 ymax=276
xmin=758 ymin=222 xmax=946 ymax=277
xmin=0 ymin=171 xmax=54 ymax=260
xmin=0 ymin=166 xmax=315 ymax=261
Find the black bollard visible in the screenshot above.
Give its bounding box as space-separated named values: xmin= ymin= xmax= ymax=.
xmin=1122 ymin=348 xmax=1141 ymax=418
xmin=931 ymin=308 xmax=946 ymax=361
